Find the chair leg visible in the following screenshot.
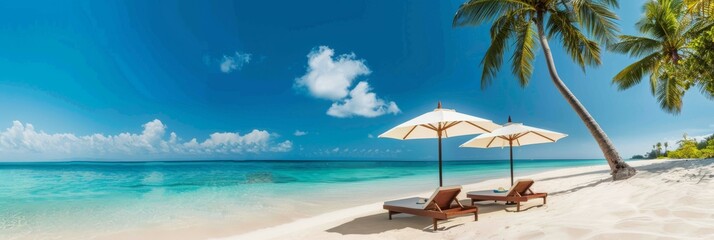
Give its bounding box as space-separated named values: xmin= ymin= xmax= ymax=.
xmin=474 ymin=212 xmax=478 ymax=221
xmin=543 ymin=197 xmax=547 ymax=205
xmin=388 ymin=211 xmax=393 ymax=220
xmin=433 ymin=218 xmax=438 ymax=231
xmin=517 ymin=202 xmax=521 ymax=212
xmin=471 ymin=199 xmax=475 ymax=206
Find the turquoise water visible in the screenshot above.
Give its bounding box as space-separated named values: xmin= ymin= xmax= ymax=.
xmin=0 ymin=159 xmax=617 ymax=239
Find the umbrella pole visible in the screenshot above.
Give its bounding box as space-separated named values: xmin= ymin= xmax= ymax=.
xmin=438 ymin=131 xmax=443 ymax=187
xmin=510 ymin=140 xmax=514 ymax=186
xmin=505 ymin=139 xmax=516 ymax=205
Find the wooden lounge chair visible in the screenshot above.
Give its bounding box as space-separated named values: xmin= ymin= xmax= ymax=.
xmin=383 ymin=186 xmax=478 ymax=231
xmin=466 ymin=179 xmax=547 ymax=212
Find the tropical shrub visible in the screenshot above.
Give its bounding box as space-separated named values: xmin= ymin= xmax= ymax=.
xmin=667 ymin=139 xmax=703 ymax=158
xmin=701 ymin=139 xmax=714 ymax=158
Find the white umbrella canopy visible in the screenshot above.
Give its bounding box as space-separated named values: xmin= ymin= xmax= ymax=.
xmin=460 ymin=122 xmax=567 ymax=148
xmin=379 ymin=102 xmax=501 ymax=186
xmin=460 ymin=117 xmax=567 ymax=186
xmin=379 ymin=107 xmax=501 ymax=140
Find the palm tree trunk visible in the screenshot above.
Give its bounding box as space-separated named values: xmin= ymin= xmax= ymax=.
xmin=535 ymin=18 xmax=636 ymax=180
xmin=670 ymin=50 xmax=680 ymax=64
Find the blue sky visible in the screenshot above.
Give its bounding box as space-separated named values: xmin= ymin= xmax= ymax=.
xmin=0 ymin=0 xmax=712 ymax=161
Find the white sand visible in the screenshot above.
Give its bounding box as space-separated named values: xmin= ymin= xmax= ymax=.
xmin=218 ymin=159 xmax=714 ymax=240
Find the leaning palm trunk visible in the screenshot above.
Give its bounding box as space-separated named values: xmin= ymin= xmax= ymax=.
xmin=535 ymin=16 xmax=636 ymax=180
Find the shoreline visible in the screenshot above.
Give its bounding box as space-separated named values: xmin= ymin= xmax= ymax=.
xmin=4 ymin=159 xmax=709 ymax=240
xmin=217 ymin=159 xmax=714 ymax=240
xmin=1 ymin=159 xmax=618 ymax=240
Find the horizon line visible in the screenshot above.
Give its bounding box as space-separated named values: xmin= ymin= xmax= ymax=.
xmin=0 ymin=158 xmax=617 ymax=164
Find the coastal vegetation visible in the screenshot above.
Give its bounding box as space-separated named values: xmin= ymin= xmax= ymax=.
xmin=610 ymin=0 xmax=714 ymax=114
xmin=633 ymin=133 xmax=714 ymax=159
xmin=452 ymin=0 xmax=636 ymax=179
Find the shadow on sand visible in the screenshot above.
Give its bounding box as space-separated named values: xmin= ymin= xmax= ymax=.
xmin=326 ymin=200 xmax=518 ymax=235
xmin=538 ymin=169 xmax=610 ymax=181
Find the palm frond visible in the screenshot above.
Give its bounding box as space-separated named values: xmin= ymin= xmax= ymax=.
xmin=510 ymin=21 xmax=539 ymax=87
xmin=591 ymin=0 xmax=620 ymax=8
xmin=480 ymin=14 xmax=517 ymax=88
xmin=688 ymin=17 xmax=714 ymax=35
xmin=607 ymin=35 xmax=662 ymax=57
xmin=453 ymin=0 xmax=533 ymax=27
xmin=571 ymin=0 xmax=621 ymax=44
xmin=637 ymin=0 xmax=683 ymax=40
xmin=656 ymin=74 xmax=686 ymax=113
xmin=697 ymin=78 xmax=714 ymax=99
xmin=649 ymin=60 xmax=662 ymax=95
xmin=684 ymin=0 xmax=714 ymax=19
xmin=612 ymin=52 xmax=662 ymax=90
xmin=547 ymin=10 xmax=601 ymax=70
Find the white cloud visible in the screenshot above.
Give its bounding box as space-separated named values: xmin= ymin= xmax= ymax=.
xmin=295 ymin=46 xmax=371 ymax=100
xmin=295 ymin=46 xmax=400 ymax=118
xmin=220 ymin=52 xmax=252 ymax=73
xmin=689 ymin=133 xmax=713 ymax=142
xmin=327 ymin=82 xmax=400 ymax=118
xmin=0 ymin=119 xmax=291 ymax=160
xmin=294 ymin=130 xmax=308 ymax=136
xmin=271 ymin=141 xmax=293 ymax=152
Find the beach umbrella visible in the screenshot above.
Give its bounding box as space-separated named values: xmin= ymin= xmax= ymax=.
xmin=460 ymin=117 xmax=567 ymax=186
xmin=379 ymin=102 xmax=500 ymax=186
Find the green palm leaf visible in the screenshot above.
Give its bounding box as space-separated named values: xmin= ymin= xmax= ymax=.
xmin=452 ymin=0 xmax=533 ymax=27
xmin=547 ymin=10 xmax=601 ymax=70
xmin=612 ymin=52 xmax=662 ymax=90
xmin=656 ymin=75 xmax=686 ymax=113
xmin=608 ymin=35 xmax=661 ymax=57
xmin=697 ymin=78 xmax=714 ymax=99
xmin=480 ymin=14 xmax=516 ymax=88
xmin=572 ymin=0 xmax=621 ymax=44
xmin=511 ymin=21 xmax=539 ymax=86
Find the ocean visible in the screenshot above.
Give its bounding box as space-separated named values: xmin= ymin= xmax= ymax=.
xmin=0 ymin=159 xmax=621 ymax=239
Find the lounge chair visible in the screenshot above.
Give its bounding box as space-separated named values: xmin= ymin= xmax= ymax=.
xmin=466 ymin=179 xmax=547 ymax=212
xmin=383 ymin=186 xmax=478 ymax=231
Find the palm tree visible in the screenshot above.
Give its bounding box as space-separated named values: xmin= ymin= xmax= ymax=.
xmin=453 ymin=0 xmax=636 ymax=180
xmin=608 ymin=0 xmax=704 ymax=113
xmin=677 ymin=133 xmax=690 ymax=147
xmin=665 ymin=141 xmax=669 ymax=153
xmin=656 ymin=142 xmax=663 ymax=156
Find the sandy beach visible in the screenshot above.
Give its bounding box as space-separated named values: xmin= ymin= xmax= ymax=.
xmin=220 ymin=159 xmax=714 ymax=240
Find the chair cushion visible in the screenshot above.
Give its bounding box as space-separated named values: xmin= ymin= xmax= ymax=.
xmin=466 ymin=190 xmax=508 ymax=197
xmin=384 ymin=197 xmax=430 ymax=210
xmin=384 ymin=185 xmax=462 ymax=210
